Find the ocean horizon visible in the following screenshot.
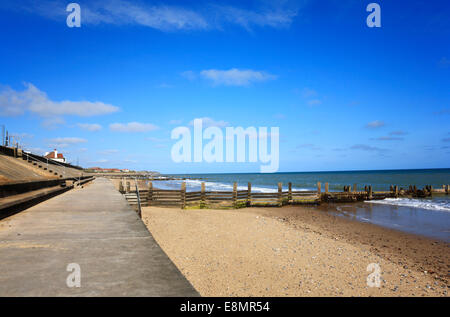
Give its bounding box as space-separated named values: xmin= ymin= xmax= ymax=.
xmin=154 ymin=168 xmax=450 ymax=241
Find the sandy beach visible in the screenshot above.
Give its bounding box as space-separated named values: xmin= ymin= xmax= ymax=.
xmin=143 ymin=205 xmax=449 ymax=297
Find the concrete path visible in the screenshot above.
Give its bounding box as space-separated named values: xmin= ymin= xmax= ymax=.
xmin=0 ymin=178 xmax=199 ymax=296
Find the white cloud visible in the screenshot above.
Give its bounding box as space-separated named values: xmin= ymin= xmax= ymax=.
xmin=215 ymin=4 xmax=298 ymax=31
xmin=200 ymin=69 xmax=276 ymax=86
xmin=189 ymin=117 xmax=230 ymax=128
xmin=109 ymin=122 xmax=159 ymax=133
xmin=77 ymin=123 xmax=102 ymax=132
xmin=49 ymin=137 xmax=87 ymax=144
xmin=0 ymin=83 xmax=119 ymax=127
xmin=48 ymin=137 xmax=87 ymax=149
xmin=365 ymin=120 xmax=385 ymax=129
xmin=98 ymin=149 xmax=119 ymax=155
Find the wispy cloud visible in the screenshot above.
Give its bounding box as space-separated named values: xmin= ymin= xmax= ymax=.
xmin=365 ymin=120 xmax=385 ymax=129
xmin=98 ymin=149 xmax=119 ymax=155
xmin=296 ymin=143 xmax=321 ymax=151
xmin=189 ymin=117 xmax=230 ymax=128
xmin=48 ymin=137 xmax=87 ymax=148
xmin=434 ymin=109 xmax=450 ymax=115
xmin=7 ymin=0 xmax=300 ymax=32
xmin=109 ymin=122 xmax=159 ymax=132
xmin=49 ymin=137 xmax=87 ymax=144
xmin=296 ymin=87 xmax=322 ymax=107
xmin=77 ymin=123 xmax=102 ymax=132
xmin=389 ymin=130 xmax=407 ymax=136
xmin=307 ymin=99 xmax=321 ymax=106
xmin=180 ymin=71 xmax=197 ymax=81
xmin=199 ymin=69 xmax=276 ymax=86
xmin=370 ymin=136 xmax=404 ymax=141
xmin=301 ymin=88 xmax=317 ymax=98
xmin=350 ymin=144 xmax=387 ymax=152
xmin=370 ymin=131 xmax=407 ymax=141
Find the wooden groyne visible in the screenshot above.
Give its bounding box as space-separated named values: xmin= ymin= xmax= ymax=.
xmin=119 ymin=180 xmax=450 ymax=209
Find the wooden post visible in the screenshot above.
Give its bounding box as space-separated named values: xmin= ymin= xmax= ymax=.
xmin=325 ymin=182 xmax=329 ymax=193
xmin=353 ymin=184 xmax=357 ymax=193
xmin=181 ymin=182 xmax=186 ymax=209
xmin=390 ymin=185 xmax=394 ymax=192
xmin=394 ymin=185 xmax=399 ymax=198
xmin=119 ymin=181 xmax=124 ymax=193
xmin=368 ymin=185 xmax=373 ymax=200
xmin=446 ymin=185 xmax=449 ymax=195
xmin=288 ymin=182 xmax=292 ymax=203
xmin=278 ymin=182 xmax=283 ymax=206
xmin=147 ymin=181 xmax=153 ymax=206
xmin=135 ymin=179 xmax=142 ymax=218
xmin=247 ymin=182 xmax=252 ymax=207
xmin=201 ymin=182 xmax=206 ymax=206
xmin=126 ymin=181 xmax=130 ymax=193
xmin=364 ymin=185 xmax=368 ymax=192
xmin=413 ymin=185 xmax=417 ymax=195
xmin=233 ymin=182 xmax=237 ymax=208
xmin=317 ymin=182 xmax=321 ymax=194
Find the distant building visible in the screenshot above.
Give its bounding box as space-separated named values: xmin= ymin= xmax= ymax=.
xmin=44 ymin=149 xmax=66 ymax=163
xmin=87 ymin=167 xmax=122 ymax=173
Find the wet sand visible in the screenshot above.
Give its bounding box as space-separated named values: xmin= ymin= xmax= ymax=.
xmin=142 ymin=205 xmax=449 ymax=297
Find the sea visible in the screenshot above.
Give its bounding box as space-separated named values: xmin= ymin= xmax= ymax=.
xmin=155 ymin=169 xmax=450 ymax=242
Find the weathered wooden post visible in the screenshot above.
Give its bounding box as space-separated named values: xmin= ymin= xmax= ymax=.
xmin=247 ymin=182 xmax=252 ymax=207
xmin=201 ymin=182 xmax=206 ymax=207
xmin=353 ymin=184 xmax=357 ymax=193
xmin=119 ymin=181 xmax=124 ymax=193
xmin=413 ymin=185 xmax=417 ymax=196
xmin=446 ymin=185 xmax=449 ymax=195
xmin=368 ymin=185 xmax=373 ymax=200
xmin=325 ymin=182 xmax=329 ymax=194
xmin=135 ymin=179 xmax=142 ymax=218
xmin=364 ymin=185 xmax=368 ymax=192
xmin=181 ymin=182 xmax=186 ymax=209
xmin=394 ymin=185 xmax=399 ymax=198
xmin=317 ymin=182 xmax=321 ymax=194
xmin=390 ymin=185 xmax=394 ymax=192
xmin=233 ymin=182 xmax=238 ymax=208
xmin=147 ymin=181 xmax=153 ymax=206
xmin=278 ymin=182 xmax=283 ymax=206
xmin=126 ymin=181 xmax=130 ymax=193
xmin=288 ymin=182 xmax=292 ymax=203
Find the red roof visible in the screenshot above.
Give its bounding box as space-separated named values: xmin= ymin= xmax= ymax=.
xmin=45 ymin=150 xmax=64 ymax=159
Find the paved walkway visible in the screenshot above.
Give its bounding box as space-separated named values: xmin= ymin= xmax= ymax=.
xmin=0 ymin=178 xmax=199 ymax=296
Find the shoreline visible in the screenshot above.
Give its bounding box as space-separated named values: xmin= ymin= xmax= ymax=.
xmin=143 ymin=205 xmax=449 ymax=297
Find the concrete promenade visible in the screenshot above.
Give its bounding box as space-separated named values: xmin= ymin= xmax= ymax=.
xmin=0 ymin=177 xmax=199 ymax=296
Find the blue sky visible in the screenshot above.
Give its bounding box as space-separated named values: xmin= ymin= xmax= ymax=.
xmin=0 ymin=0 xmax=449 ymax=173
